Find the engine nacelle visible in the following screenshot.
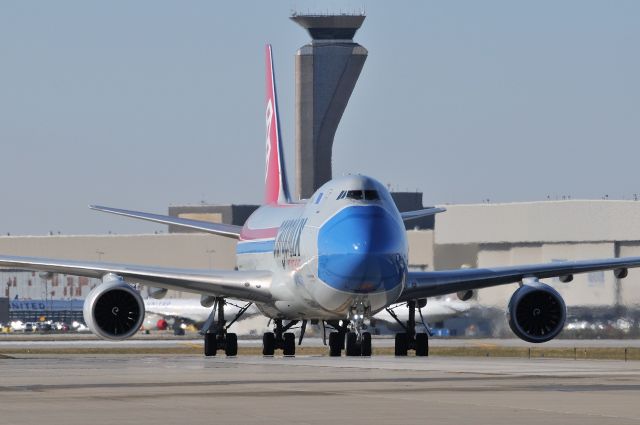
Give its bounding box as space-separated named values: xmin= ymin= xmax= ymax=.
xmin=83 ymin=274 xmax=145 ymax=340
xmin=457 ymin=290 xmax=476 ymax=301
xmin=614 ymin=268 xmax=628 ymax=279
xmin=507 ymin=282 xmax=566 ymax=343
xmin=148 ymin=287 xmax=168 ymax=299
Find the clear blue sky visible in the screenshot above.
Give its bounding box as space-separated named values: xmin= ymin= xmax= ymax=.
xmin=1 ymin=1 xmax=638 ymax=235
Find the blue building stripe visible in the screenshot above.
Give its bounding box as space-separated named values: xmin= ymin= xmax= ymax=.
xmin=236 ymin=239 xmax=275 ymax=254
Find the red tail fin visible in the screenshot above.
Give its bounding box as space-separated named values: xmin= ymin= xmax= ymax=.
xmin=264 ymin=45 xmax=291 ymax=205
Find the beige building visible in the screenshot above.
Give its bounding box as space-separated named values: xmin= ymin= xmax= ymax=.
xmin=429 ymin=200 xmax=640 ymax=308
xmin=1 ymin=234 xmax=236 ymax=300
xmin=2 ymin=200 xmax=640 ymax=310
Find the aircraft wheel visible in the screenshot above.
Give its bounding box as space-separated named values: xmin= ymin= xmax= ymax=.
xmin=394 ymin=333 xmax=409 ymax=356
xmin=328 ymin=332 xmax=342 ymax=357
xmin=204 ymin=333 xmax=217 ymax=357
xmin=345 ymin=332 xmax=361 ymax=356
xmin=263 ymin=332 xmax=275 ymax=356
xmin=283 ymin=332 xmax=296 ymax=356
xmin=361 ymin=332 xmax=372 ymax=357
xmin=225 ymin=333 xmax=238 ymax=356
xmin=415 ymin=333 xmax=429 ymax=357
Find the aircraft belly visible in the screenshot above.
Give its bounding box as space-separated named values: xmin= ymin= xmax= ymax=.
xmin=308 ymin=282 xmax=401 ymax=316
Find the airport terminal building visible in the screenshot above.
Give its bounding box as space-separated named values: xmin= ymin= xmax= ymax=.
xmin=2 ymin=199 xmax=640 ymax=315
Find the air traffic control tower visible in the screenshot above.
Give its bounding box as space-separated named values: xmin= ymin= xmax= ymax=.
xmin=291 ymin=13 xmax=368 ymax=200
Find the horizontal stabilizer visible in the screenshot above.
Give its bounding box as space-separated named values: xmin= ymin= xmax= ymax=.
xmin=400 ymin=207 xmax=446 ymax=222
xmin=89 ymin=205 xmax=242 ymax=239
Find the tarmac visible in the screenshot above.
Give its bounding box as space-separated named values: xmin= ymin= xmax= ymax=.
xmin=2 ymin=334 xmax=640 ymax=348
xmin=1 ymin=351 xmax=640 ymax=425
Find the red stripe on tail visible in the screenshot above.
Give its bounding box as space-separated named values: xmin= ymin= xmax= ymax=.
xmin=264 ymin=45 xmax=291 ymax=205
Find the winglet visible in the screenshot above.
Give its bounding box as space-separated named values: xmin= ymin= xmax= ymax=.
xmin=89 ymin=205 xmax=242 ymax=239
xmin=400 ymin=207 xmax=447 ymax=222
xmin=264 ymin=44 xmax=292 ymax=205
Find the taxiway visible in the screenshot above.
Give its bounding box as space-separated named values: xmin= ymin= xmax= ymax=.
xmin=1 ymin=353 xmax=639 ymax=425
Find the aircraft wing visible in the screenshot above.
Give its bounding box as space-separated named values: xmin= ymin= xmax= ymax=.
xmin=89 ymin=205 xmax=242 ymax=239
xmin=400 ymin=207 xmax=446 ymax=222
xmin=0 ymin=255 xmax=272 ymax=303
xmin=398 ymin=256 xmax=640 ymax=302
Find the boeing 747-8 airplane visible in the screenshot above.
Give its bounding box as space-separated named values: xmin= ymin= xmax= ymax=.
xmin=1 ymin=46 xmax=640 ymax=357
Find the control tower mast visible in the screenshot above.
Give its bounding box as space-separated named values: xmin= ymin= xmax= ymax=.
xmin=291 ymin=13 xmax=368 ymax=200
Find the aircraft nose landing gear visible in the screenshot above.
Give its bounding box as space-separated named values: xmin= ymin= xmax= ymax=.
xmin=328 ymin=302 xmax=372 ymax=357
xmin=346 ymin=331 xmax=371 ymax=357
xmin=347 ymin=303 xmax=372 ymax=357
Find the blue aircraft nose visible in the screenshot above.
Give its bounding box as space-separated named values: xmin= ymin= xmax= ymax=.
xmin=318 ymin=206 xmax=407 ymax=294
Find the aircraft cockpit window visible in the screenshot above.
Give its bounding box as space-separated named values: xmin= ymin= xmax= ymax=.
xmin=345 ymin=190 xmax=363 ymax=200
xmin=338 ymin=190 xmax=378 ymax=201
xmin=364 ymin=190 xmax=380 ymax=201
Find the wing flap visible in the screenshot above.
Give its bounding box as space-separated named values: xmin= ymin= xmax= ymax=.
xmin=90 ymin=205 xmax=242 ymax=239
xmin=0 ymin=255 xmax=272 ymax=303
xmin=399 ymin=256 xmax=640 ymax=301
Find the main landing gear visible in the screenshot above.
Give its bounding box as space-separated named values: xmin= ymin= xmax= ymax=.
xmin=262 ymin=319 xmax=299 ymax=356
xmin=386 ymin=299 xmax=430 ymax=356
xmin=202 ymin=297 xmax=253 ymax=357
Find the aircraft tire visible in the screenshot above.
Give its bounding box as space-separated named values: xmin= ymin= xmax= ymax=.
xmin=394 ymin=333 xmax=409 ymax=356
xmin=283 ymin=332 xmax=296 ymax=356
xmin=346 ymin=332 xmax=361 ymax=356
xmin=329 ymin=332 xmax=342 ymax=357
xmin=225 ymin=333 xmax=238 ymax=356
xmin=415 ymin=333 xmax=429 ymax=357
xmin=361 ymin=332 xmax=372 ymax=357
xmin=262 ymin=332 xmax=275 ymax=356
xmin=204 ymin=333 xmax=217 ymax=357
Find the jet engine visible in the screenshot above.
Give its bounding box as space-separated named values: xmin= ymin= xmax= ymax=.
xmin=507 ymin=282 xmax=566 ymax=343
xmin=83 ymin=274 xmax=145 ymax=340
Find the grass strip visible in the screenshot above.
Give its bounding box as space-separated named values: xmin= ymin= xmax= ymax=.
xmin=0 ymin=346 xmax=639 ymax=360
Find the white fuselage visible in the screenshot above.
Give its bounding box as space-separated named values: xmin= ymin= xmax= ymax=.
xmin=236 ymin=175 xmax=408 ymax=320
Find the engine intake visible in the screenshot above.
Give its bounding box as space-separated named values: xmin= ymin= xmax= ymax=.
xmin=83 ymin=274 xmax=145 ymax=340
xmin=507 ymin=282 xmax=566 ymax=343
